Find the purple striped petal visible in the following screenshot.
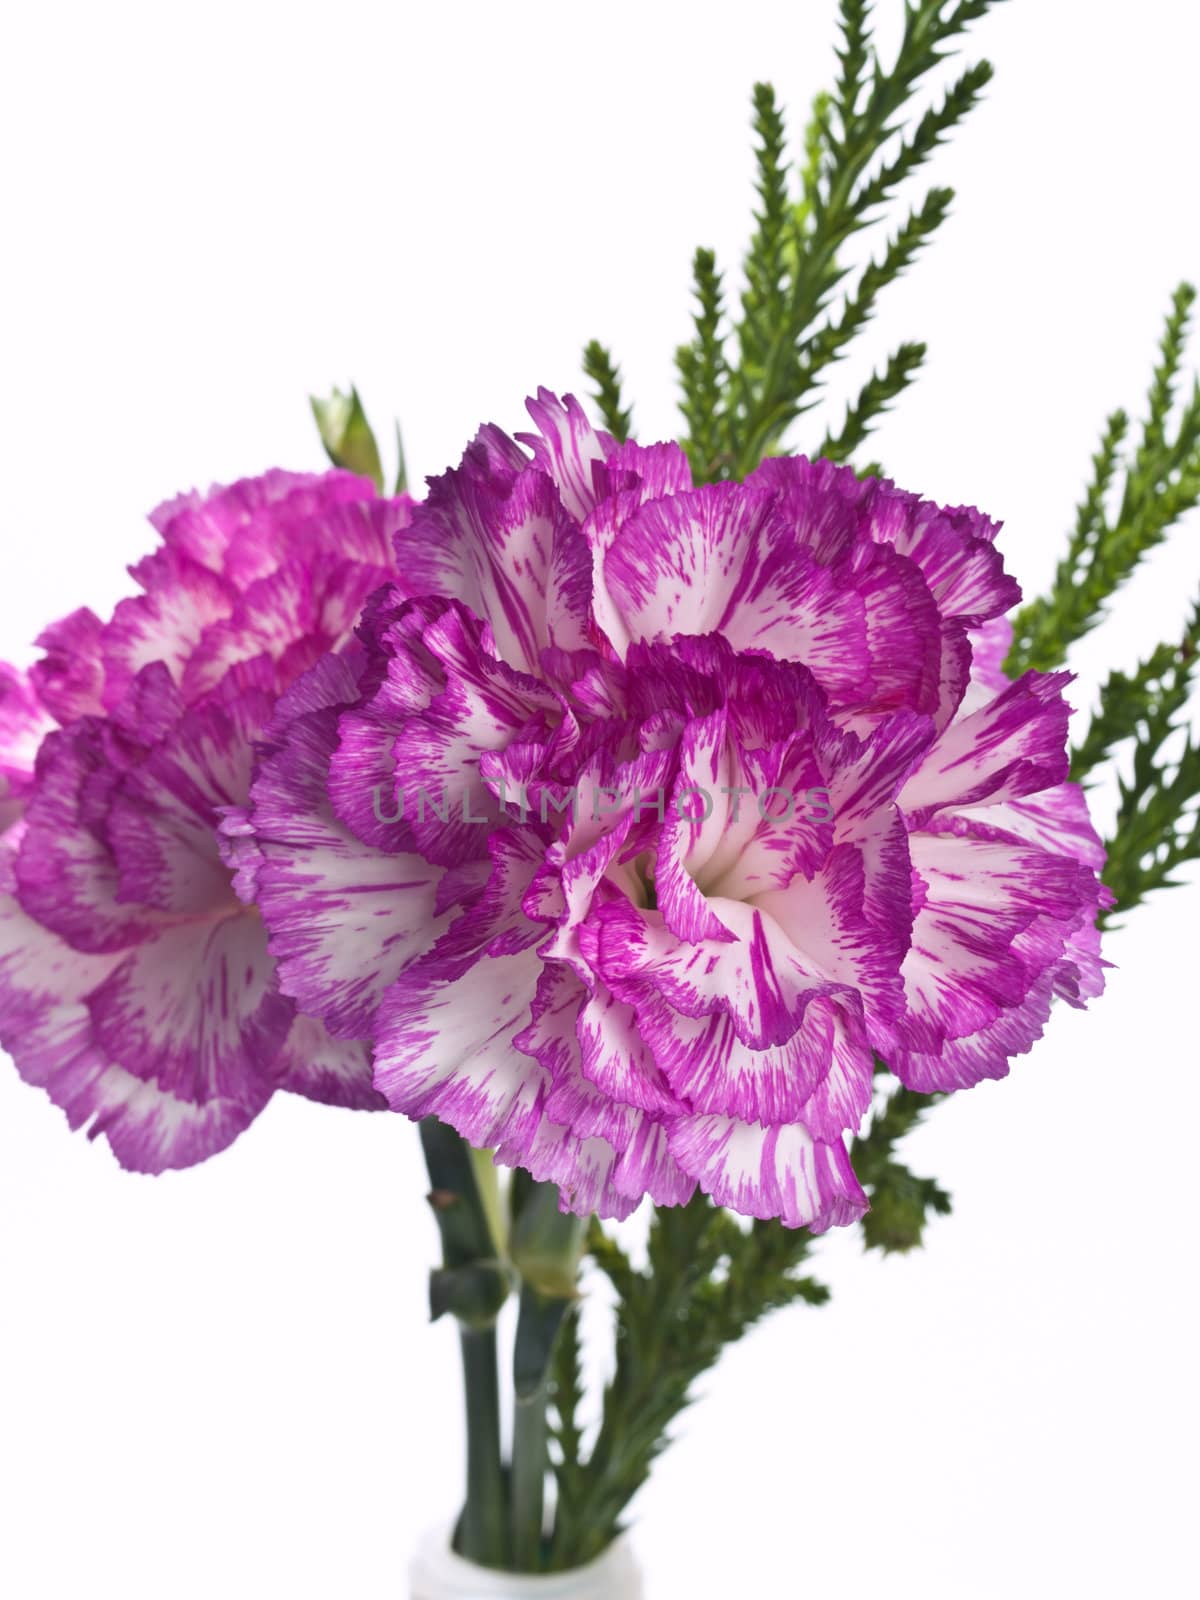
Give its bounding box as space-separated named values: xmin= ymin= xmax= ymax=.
xmin=101 ymin=548 xmax=238 ymax=710
xmin=373 ymin=947 xmax=547 ymax=1147
xmin=402 ymin=439 xmax=592 ymax=675
xmin=276 ymin=1014 xmax=386 ymax=1111
xmin=592 ymin=895 xmax=856 ymax=1052
xmin=149 ymin=469 xmax=376 ymax=575
xmin=633 ymin=990 xmax=873 ymax=1134
xmin=246 ymin=659 xmax=451 ymax=1041
xmin=900 ymin=670 xmax=1073 ymax=822
xmin=891 ymin=828 xmax=1090 ymax=1057
xmin=85 ymin=913 xmax=290 ymax=1105
xmin=0 ymin=665 xmax=53 ymax=832
xmin=29 ymin=608 xmax=106 ymax=723
xmin=0 ymin=861 xmax=280 ymax=1171
xmin=668 ymin=1113 xmax=868 ymax=1232
xmin=494 ymin=1119 xmax=640 ymax=1222
xmin=515 ymin=389 xmax=616 ymax=524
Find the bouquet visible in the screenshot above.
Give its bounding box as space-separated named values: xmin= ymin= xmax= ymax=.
xmin=3 ymin=3 xmax=1196 ymax=1595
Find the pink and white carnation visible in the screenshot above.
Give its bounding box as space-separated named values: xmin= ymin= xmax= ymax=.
xmin=232 ymin=393 xmax=1109 ymax=1229
xmin=0 ymin=469 xmax=423 ymax=1171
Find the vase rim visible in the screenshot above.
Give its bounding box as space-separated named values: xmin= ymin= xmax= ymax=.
xmin=409 ymin=1522 xmax=641 ymax=1599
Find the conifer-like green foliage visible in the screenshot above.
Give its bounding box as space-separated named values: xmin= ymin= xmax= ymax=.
xmin=852 ymin=1076 xmax=950 ymax=1254
xmin=582 ymin=341 xmax=633 ymax=444
xmin=546 ymin=1202 xmax=828 ymax=1569
xmin=538 ymin=1098 xmax=951 ymax=1561
xmin=1003 ymin=286 xmax=1200 ymax=922
xmin=1073 ymin=591 xmax=1200 ymax=925
xmin=1101 ymin=658 xmax=1200 ymax=925
xmin=587 ymin=0 xmax=1006 ymax=481
xmin=1007 ymin=284 xmax=1200 ymax=677
xmin=818 ymin=339 xmax=927 ymax=462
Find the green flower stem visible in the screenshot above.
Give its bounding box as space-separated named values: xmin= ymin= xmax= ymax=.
xmin=419 ymin=1119 xmax=513 ymax=1570
xmin=508 ymin=1178 xmax=585 ymax=1569
xmin=510 ymin=1285 xmax=552 ymax=1570
xmin=458 ymin=1323 xmax=509 ymax=1568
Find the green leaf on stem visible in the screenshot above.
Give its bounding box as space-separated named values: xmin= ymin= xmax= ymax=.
xmin=310 ymin=384 xmax=385 ymax=490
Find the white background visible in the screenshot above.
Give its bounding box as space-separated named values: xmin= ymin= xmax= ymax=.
xmin=1 ymin=3 xmax=1198 ymax=1596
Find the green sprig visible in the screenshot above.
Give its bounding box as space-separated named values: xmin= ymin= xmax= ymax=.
xmin=678 ymin=248 xmax=731 ymax=482
xmin=1089 ymin=595 xmax=1200 ymax=923
xmin=799 ymin=186 xmax=951 ymax=389
xmin=851 ymin=1079 xmax=951 ymax=1254
xmin=854 ymin=58 xmax=994 ymax=217
xmin=586 ymin=1 xmax=1003 ymax=480
xmin=740 ymin=82 xmax=792 ymax=376
xmin=728 ymin=0 xmax=1001 ymax=475
xmin=547 ymin=1201 xmax=827 ymax=1569
xmin=818 ymin=340 xmax=927 ymax=462
xmin=1071 ymin=603 xmax=1200 ymax=785
xmin=582 ymin=341 xmax=634 ymax=444
xmin=1007 ymin=285 xmax=1200 ymax=676
xmin=832 ymin=0 xmax=873 ymax=149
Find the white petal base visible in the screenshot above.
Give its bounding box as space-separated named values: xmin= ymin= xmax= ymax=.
xmin=409 ymin=1525 xmax=642 ymax=1600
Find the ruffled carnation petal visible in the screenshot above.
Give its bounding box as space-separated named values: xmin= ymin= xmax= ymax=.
xmin=244 ymin=655 xmax=452 ymax=1041
xmin=373 ymin=947 xmax=547 ymax=1148
xmin=864 ymin=491 xmax=1019 ymax=627
xmin=969 ymin=782 xmax=1107 ymax=874
xmin=101 ymin=549 xmax=238 ymax=710
xmin=890 ymin=828 xmax=1092 ymax=1058
xmin=403 ymin=441 xmax=592 ymax=675
xmin=632 ymin=990 xmax=872 ymax=1135
xmin=384 ymin=603 xmax=561 ymax=867
xmin=28 ymin=608 xmax=106 ymax=723
xmin=85 ymin=913 xmax=290 ymax=1106
xmin=744 ymin=455 xmax=875 ymax=563
xmin=900 ymin=670 xmax=1074 ymax=822
xmin=0 ymin=665 xmax=54 ymax=832
xmin=0 ymin=855 xmax=275 ymax=1172
xmin=888 ymin=971 xmax=1057 ymax=1092
xmin=603 ymin=482 xmax=945 ymax=720
xmin=515 ymin=388 xmax=616 ymax=524
xmin=276 ymin=1013 xmax=386 ymax=1111
xmin=107 ymin=677 xmax=276 ymax=916
xmin=667 ymin=1112 xmax=868 ymax=1232
xmin=16 ymin=715 xmax=172 ymax=954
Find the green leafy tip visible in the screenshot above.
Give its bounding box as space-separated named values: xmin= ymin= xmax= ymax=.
xmin=310 ymin=384 xmax=385 ymax=492
xmin=1007 ymin=284 xmax=1200 ymax=677
xmin=582 ymin=342 xmax=633 ymax=444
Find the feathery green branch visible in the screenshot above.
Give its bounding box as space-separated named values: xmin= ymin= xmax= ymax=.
xmin=1088 ymin=594 xmax=1200 ymax=922
xmin=727 ymin=0 xmax=1002 ymax=474
xmin=582 ymin=341 xmax=634 ymax=444
xmin=851 ymin=1078 xmax=950 ymax=1254
xmin=678 ymin=248 xmax=731 ymax=482
xmin=1007 ymin=285 xmax=1200 ymax=675
xmin=819 ymin=341 xmax=927 ymax=462
xmin=547 ymin=1201 xmax=826 ymax=1569
xmin=1072 ymin=601 xmax=1200 ymax=785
